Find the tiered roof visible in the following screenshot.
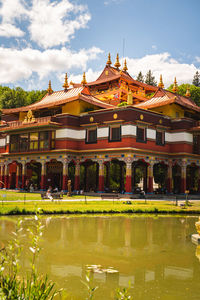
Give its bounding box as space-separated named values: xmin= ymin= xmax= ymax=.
xmin=134 ymin=88 xmax=200 ymax=112
xmin=2 ymin=86 xmax=114 ymax=114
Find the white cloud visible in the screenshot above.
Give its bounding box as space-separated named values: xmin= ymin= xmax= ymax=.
xmin=104 ymin=0 xmax=125 ymax=5
xmin=125 ymin=52 xmax=200 ymax=87
xmin=28 ymin=0 xmax=91 ymax=48
xmin=0 ymin=0 xmax=27 ymax=37
xmin=0 ymin=23 xmax=24 ymax=37
xmin=0 ymin=0 xmax=91 ymax=48
xmin=0 ymin=46 xmax=103 ymax=84
xmin=195 ymin=57 xmax=200 ymax=63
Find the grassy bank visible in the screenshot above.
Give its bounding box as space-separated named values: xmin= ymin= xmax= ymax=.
xmin=1 ymin=198 xmax=200 ymax=215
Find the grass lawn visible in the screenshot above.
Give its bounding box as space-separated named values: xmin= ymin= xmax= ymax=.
xmin=0 ymin=190 xmax=200 ymax=215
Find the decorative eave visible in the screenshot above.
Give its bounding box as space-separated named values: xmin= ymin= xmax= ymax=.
xmin=0 ymin=121 xmax=61 ymax=133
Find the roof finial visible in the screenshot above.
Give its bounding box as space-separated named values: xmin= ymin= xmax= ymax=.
xmin=63 ymin=73 xmax=69 ymax=90
xmin=81 ymin=72 xmax=87 ymax=85
xmin=158 ymin=74 xmax=164 ymax=88
xmin=123 ymin=59 xmax=128 ymax=72
xmin=172 ymin=77 xmax=178 ymax=93
xmin=47 ymin=80 xmax=53 ymax=95
xmin=106 ymin=53 xmax=112 ymax=66
xmin=185 ymin=86 xmax=191 ymax=98
xmin=114 ymin=53 xmax=121 ymax=69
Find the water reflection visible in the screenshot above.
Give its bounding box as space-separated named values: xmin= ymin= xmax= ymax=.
xmin=0 ymin=215 xmax=199 ymax=300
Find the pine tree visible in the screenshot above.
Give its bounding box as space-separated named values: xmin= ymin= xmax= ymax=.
xmin=145 ymin=70 xmax=157 ymax=86
xmin=136 ymin=71 xmax=144 ymax=83
xmin=192 ymin=71 xmax=200 ymax=87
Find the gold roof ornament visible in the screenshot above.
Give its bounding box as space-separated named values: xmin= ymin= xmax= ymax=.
xmin=23 ymin=110 xmax=36 ymax=124
xmin=185 ymin=86 xmax=191 ymax=98
xmin=106 ymin=53 xmax=112 ymax=66
xmin=114 ymin=53 xmax=121 ymax=69
xmin=158 ymin=74 xmax=164 ymax=89
xmin=172 ymin=77 xmax=178 ymax=93
xmin=63 ymin=73 xmax=69 ymax=90
xmin=123 ymin=59 xmax=128 ymax=72
xmin=81 ymin=72 xmax=87 ymax=85
xmin=47 ymin=80 xmax=53 ymax=95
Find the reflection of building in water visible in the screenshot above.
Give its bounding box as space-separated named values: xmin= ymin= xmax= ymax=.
xmin=1 ymin=216 xmax=200 ymax=299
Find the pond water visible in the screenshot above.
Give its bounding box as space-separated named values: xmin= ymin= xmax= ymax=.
xmin=0 ymin=215 xmax=199 ymax=300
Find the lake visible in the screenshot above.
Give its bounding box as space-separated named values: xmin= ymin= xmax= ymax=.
xmin=0 ymin=215 xmax=199 ymax=299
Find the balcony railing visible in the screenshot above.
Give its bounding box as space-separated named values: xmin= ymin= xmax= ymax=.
xmin=6 ymin=116 xmax=52 ymax=128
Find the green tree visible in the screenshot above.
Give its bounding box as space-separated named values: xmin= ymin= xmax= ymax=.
xmin=192 ymin=71 xmax=200 ymax=87
xmin=0 ymin=85 xmax=47 ymax=109
xmin=145 ymin=70 xmax=157 ymax=86
xmin=136 ymin=71 xmax=144 ymax=83
xmin=168 ymin=83 xmax=200 ymax=106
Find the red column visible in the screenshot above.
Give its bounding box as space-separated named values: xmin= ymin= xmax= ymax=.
xmin=40 ymin=161 xmax=46 ymax=190
xmin=21 ymin=162 xmax=26 ymax=190
xmin=4 ymin=164 xmax=9 ymax=189
xmin=125 ymin=162 xmax=132 ymax=193
xmin=147 ymin=163 xmax=153 ymax=193
xmin=16 ymin=164 xmax=19 ymax=189
xmin=74 ymin=162 xmax=80 ymax=191
xmin=181 ymin=163 xmax=187 ymax=194
xmin=167 ymin=161 xmax=172 ymax=193
xmin=198 ymin=167 xmax=200 ymax=193
xmin=0 ymin=165 xmax=3 ymax=188
xmin=62 ymin=161 xmax=68 ymax=191
xmin=98 ymin=161 xmax=104 ymax=192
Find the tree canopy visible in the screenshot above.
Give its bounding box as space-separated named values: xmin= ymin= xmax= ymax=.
xmin=167 ymin=83 xmax=200 ymax=106
xmin=145 ymin=70 xmax=157 ymax=86
xmin=192 ymin=71 xmax=200 ymax=87
xmin=0 ymin=86 xmax=47 ymax=109
xmin=136 ymin=71 xmax=144 ymax=83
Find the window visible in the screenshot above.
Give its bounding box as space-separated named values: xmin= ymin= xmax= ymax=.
xmin=86 ymin=128 xmax=97 ymax=144
xmin=30 ymin=132 xmax=39 ymax=150
xmin=193 ymin=134 xmax=200 ymax=154
xmin=39 ymin=131 xmax=49 ymax=150
xmin=10 ymin=135 xmax=19 ymax=152
xmin=109 ymin=126 xmax=121 ymax=142
xmin=156 ymin=130 xmax=165 ymax=146
xmin=136 ymin=126 xmax=146 ymax=143
xmin=10 ymin=130 xmax=55 ymax=152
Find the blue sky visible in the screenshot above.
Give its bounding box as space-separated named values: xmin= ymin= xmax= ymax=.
xmin=0 ymin=0 xmax=199 ymax=91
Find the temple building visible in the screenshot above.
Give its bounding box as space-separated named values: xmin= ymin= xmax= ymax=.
xmin=0 ymin=54 xmax=200 ymax=194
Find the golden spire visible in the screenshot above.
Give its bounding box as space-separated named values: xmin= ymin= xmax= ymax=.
xmin=114 ymin=53 xmax=121 ymax=69
xmin=63 ymin=73 xmax=69 ymax=90
xmin=123 ymin=59 xmax=128 ymax=72
xmin=47 ymin=80 xmax=53 ymax=94
xmin=185 ymin=86 xmax=191 ymax=98
xmin=158 ymin=74 xmax=164 ymax=88
xmin=172 ymin=77 xmax=178 ymax=93
xmin=106 ymin=53 xmax=112 ymax=66
xmin=81 ymin=72 xmax=87 ymax=85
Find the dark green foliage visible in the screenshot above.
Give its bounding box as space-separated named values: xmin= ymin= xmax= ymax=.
xmin=192 ymin=71 xmax=200 ymax=87
xmin=167 ymin=83 xmax=200 ymax=106
xmin=0 ymin=85 xmax=47 ymax=109
xmin=145 ymin=70 xmax=157 ymax=86
xmin=136 ymin=71 xmax=144 ymax=83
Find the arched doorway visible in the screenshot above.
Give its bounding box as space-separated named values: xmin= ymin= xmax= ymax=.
xmin=132 ymin=160 xmax=147 ymax=192
xmin=187 ymin=164 xmax=198 ymax=194
xmin=153 ymin=162 xmax=168 ymax=193
xmin=172 ymin=164 xmax=181 ymax=194
xmin=46 ymin=160 xmax=63 ymax=190
xmin=105 ymin=159 xmax=126 ymax=193
xmin=26 ymin=161 xmax=41 ymax=190
xmin=80 ymin=160 xmax=98 ymax=192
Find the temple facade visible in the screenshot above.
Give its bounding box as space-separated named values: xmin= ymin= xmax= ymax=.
xmin=0 ymin=54 xmax=200 ymax=194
